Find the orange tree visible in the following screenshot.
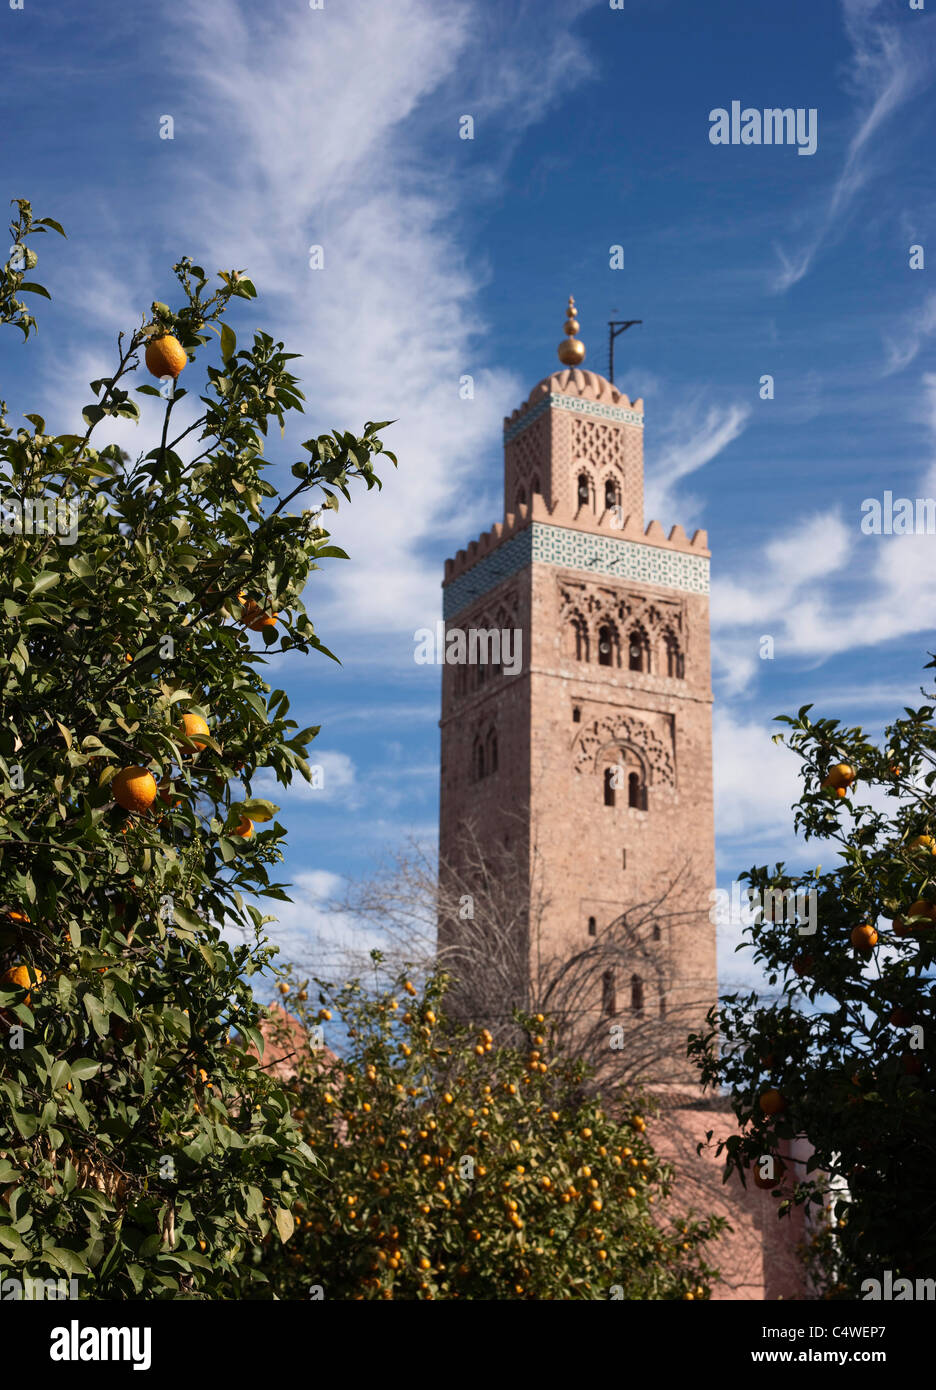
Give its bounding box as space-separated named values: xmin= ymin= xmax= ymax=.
xmin=253 ymin=962 xmax=726 ymax=1299
xmin=0 ymin=200 xmax=395 ymax=1297
xmin=689 ymin=660 xmax=936 ymax=1296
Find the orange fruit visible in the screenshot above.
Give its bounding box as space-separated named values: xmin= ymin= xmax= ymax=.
xmin=850 ymin=924 xmax=878 ymax=951
xmin=907 ymin=900 xmax=936 ymax=925
xmin=144 ymin=333 xmax=187 ymax=380
xmin=112 ymin=765 xmax=157 ymax=814
xmin=751 ymin=1156 xmax=786 ymax=1190
xmin=179 ymin=712 xmax=210 ymax=750
xmin=4 ymin=910 xmax=30 ymax=924
xmin=238 ymin=593 xmax=278 ymax=631
xmin=824 ymin=763 xmax=855 ymax=790
xmin=758 ymin=1089 xmax=785 ymax=1116
xmin=1 ymin=963 xmax=44 ymax=1004
xmin=792 ymin=952 xmax=814 ymax=977
xmin=909 ymin=836 xmax=936 ymax=854
xmin=232 ymin=817 xmax=254 ymax=839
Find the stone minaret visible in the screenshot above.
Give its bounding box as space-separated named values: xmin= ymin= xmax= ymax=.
xmin=438 ymin=299 xmax=716 ymax=1080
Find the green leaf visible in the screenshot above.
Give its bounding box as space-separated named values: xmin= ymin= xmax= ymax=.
xmin=220 ymin=324 xmax=236 ymax=360
xmin=30 ymin=570 xmax=61 ymax=594
xmin=173 ymin=903 xmax=208 ymax=933
xmin=275 ymin=1206 xmax=295 ymax=1244
xmin=49 ymin=1059 xmax=72 ymax=1090
xmin=70 ymin=1057 xmax=101 ymax=1080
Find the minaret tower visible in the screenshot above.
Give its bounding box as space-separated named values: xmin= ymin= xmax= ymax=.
xmin=438 ymin=300 xmax=716 ymax=1078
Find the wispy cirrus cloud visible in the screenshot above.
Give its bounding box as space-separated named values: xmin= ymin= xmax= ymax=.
xmin=882 ymin=291 xmax=936 ymax=375
xmin=772 ymin=0 xmax=932 ymax=292
xmin=644 ymin=395 xmax=750 ymax=525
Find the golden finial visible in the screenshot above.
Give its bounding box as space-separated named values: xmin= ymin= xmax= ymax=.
xmin=557 ymin=295 xmax=586 ymax=366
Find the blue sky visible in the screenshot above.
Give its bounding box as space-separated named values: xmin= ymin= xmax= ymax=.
xmin=4 ymin=0 xmax=936 ymax=985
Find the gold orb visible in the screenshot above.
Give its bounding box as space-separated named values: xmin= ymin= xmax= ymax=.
xmin=564 ymin=317 xmax=580 ymax=334
xmin=558 ymin=337 xmax=586 ymax=366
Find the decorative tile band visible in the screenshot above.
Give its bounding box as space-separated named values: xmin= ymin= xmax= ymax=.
xmin=503 ymin=392 xmax=645 ymax=444
xmin=443 ymin=523 xmax=709 ymax=618
xmin=443 ymin=528 xmax=533 ymax=619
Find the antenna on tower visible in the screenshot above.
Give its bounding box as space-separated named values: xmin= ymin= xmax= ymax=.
xmin=607 ymin=315 xmax=642 ymax=385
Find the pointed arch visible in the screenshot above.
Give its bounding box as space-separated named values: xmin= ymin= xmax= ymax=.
xmin=575 ymin=468 xmax=595 ymax=513
xmin=628 ymin=622 xmax=650 ymax=674
xmin=664 ymin=627 xmax=685 ymax=679
xmin=486 ymin=726 xmax=498 ymax=776
xmin=596 ymin=618 xmax=620 ymax=668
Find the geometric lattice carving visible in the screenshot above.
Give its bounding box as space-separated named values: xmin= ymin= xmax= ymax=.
xmin=572 ymin=417 xmax=618 ymax=472
xmin=572 ymin=712 xmax=676 ymax=787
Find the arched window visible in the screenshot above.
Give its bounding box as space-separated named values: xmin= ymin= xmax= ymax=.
xmin=652 ymin=923 xmax=661 ymax=942
xmin=486 ymin=728 xmax=498 ymax=775
xmin=571 ymin=617 xmax=589 ymax=663
xmin=604 ymin=478 xmax=617 ymax=511
xmin=659 ymin=992 xmax=666 ymax=1017
xmin=602 ymin=968 xmax=617 ymax=1016
xmin=597 ymin=623 xmax=615 ymax=668
xmin=628 ymin=770 xmax=646 ymax=811
xmin=577 ymin=473 xmax=591 ymax=509
xmin=604 ymin=766 xmax=616 ymax=807
xmin=516 ymin=487 xmax=526 ymax=511
xmin=628 ymin=626 xmax=650 ymax=674
xmin=473 ymin=738 xmax=485 ymax=781
xmin=531 ymin=475 xmax=541 ymax=496
xmin=572 ymin=706 xmax=581 ymax=723
xmin=587 ymin=916 xmax=597 ymax=937
xmin=665 ymin=632 xmax=684 ymax=679
xmin=630 ymin=974 xmax=644 ymax=1013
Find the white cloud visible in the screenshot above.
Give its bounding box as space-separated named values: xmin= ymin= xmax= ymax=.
xmin=34 ymin=0 xmax=597 ymax=650
xmin=772 ymin=0 xmax=931 ymax=291
xmin=253 ymin=749 xmax=355 ymax=804
xmin=883 ymin=293 xmax=936 ymax=376
xmin=644 ymin=396 xmax=750 ymax=525
xmin=713 ymin=706 xmax=803 ymax=848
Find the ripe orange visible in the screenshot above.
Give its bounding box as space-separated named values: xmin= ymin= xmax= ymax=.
xmin=850 ymin=924 xmax=878 ymax=951
xmin=144 ymin=333 xmax=187 ymax=380
xmin=909 ymin=836 xmax=936 ymax=854
xmin=758 ymin=1088 xmax=785 ymax=1116
xmin=4 ymin=910 xmax=30 ymax=924
xmin=751 ymin=1155 xmax=786 ymax=1189
xmin=238 ymin=593 xmax=278 ymax=631
xmin=907 ymin=900 xmax=936 ymax=927
xmin=792 ymin=952 xmax=814 ymax=977
xmin=232 ymin=817 xmax=254 ymax=840
xmin=112 ymin=765 xmax=158 ymax=814
xmin=1 ymin=963 xmax=44 ymax=1004
xmin=824 ymin=763 xmax=855 ymax=790
xmin=179 ymin=712 xmax=210 ymax=750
